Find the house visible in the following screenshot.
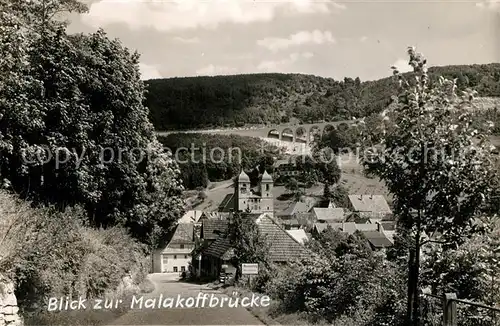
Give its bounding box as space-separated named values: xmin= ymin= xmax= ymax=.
xmin=218 ymin=170 xmax=274 ymax=216
xmin=311 ymin=207 xmax=345 ymax=223
xmin=347 ymin=195 xmax=392 ymax=220
xmin=379 ymin=220 xmax=397 ymax=243
xmin=200 ymin=219 xmax=229 ymax=244
xmin=152 ymin=223 xmax=195 ymax=273
xmin=256 ymin=213 xmax=309 ymax=262
xmin=198 ymin=213 xmax=309 ymax=278
xmin=312 ymin=222 xmax=357 ymax=237
xmin=276 ymin=202 xmax=310 ymax=219
xmin=273 ymin=159 xmax=299 ymax=178
xmin=281 ymin=218 xmax=301 ymax=230
xmin=311 ymin=221 xmax=394 ymax=249
xmin=311 ymin=199 xmax=336 ymax=209
xmin=199 ymin=236 xmax=236 ymax=278
xmin=178 ymin=210 xmax=204 ymax=224
xmin=286 ymin=229 xmax=309 ymax=244
xmin=361 ymin=231 xmax=393 ymax=250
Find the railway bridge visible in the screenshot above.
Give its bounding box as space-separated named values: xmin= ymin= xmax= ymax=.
xmin=156 ymin=119 xmax=357 ymax=146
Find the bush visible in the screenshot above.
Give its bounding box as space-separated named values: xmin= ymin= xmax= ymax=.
xmin=0 ymin=191 xmax=149 ymax=314
xmin=260 ymin=237 xmax=407 ymax=325
xmin=198 ymin=191 xmax=207 ymax=200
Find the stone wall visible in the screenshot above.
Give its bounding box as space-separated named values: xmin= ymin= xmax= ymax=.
xmin=0 ymin=275 xmax=23 ymax=326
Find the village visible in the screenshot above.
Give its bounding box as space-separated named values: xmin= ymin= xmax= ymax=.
xmin=153 ymin=158 xmax=395 ymax=281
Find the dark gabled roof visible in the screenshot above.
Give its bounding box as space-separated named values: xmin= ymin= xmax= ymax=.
xmin=201 ymin=219 xmax=229 ymax=240
xmin=314 ymin=199 xmax=334 ymax=209
xmin=277 ymin=202 xmax=310 ymax=216
xmin=380 ymin=221 xmax=396 ymax=231
xmin=361 ymin=231 xmax=393 ymax=248
xmin=203 ymin=236 xmax=235 ymax=260
xmin=168 ymin=224 xmax=195 ymax=245
xmin=218 ymin=193 xmax=235 ymax=212
xmin=257 ymin=214 xmax=309 ymax=262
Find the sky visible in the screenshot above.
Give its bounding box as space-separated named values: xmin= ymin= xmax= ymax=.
xmin=68 ymin=0 xmax=500 ymax=81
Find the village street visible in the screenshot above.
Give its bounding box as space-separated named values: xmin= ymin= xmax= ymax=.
xmin=108 ymin=273 xmax=264 ymax=325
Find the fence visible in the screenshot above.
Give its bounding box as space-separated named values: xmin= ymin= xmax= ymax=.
xmin=422 ymin=292 xmax=500 ymax=326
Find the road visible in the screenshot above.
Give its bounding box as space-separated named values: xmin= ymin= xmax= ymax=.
xmin=108 ymin=273 xmax=264 ymax=325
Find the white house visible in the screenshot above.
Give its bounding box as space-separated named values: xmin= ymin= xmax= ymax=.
xmin=152 ymin=224 xmax=195 ymax=273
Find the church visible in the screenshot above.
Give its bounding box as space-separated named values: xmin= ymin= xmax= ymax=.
xmin=218 ymin=170 xmax=274 ymax=216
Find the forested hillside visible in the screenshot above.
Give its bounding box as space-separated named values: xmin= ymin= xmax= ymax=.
xmin=145 ymin=63 xmax=500 ymax=131
xmin=157 ymin=133 xmax=280 ymax=189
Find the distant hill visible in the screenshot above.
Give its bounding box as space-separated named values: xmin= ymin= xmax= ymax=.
xmin=145 ymin=64 xmax=500 ymax=131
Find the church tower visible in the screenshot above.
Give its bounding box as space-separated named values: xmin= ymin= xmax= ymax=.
xmin=259 ymin=170 xmax=274 ymax=216
xmin=235 ymin=170 xmax=251 ymax=212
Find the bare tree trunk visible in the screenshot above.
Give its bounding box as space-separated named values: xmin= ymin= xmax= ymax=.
xmin=412 ymin=229 xmax=421 ymax=326
xmin=407 ymin=247 xmax=415 ymax=324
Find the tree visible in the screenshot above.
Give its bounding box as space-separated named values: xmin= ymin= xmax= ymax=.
xmin=329 ymin=184 xmax=350 ymax=208
xmin=295 ymin=155 xmax=318 ymax=186
xmin=323 ymin=183 xmax=331 ymax=199
xmin=227 ymin=210 xmax=270 ymax=282
xmin=313 ymin=148 xmax=341 ymax=186
xmin=317 ymin=128 xmax=361 ymax=154
xmin=285 ymin=177 xmax=299 ymax=194
xmin=359 ymin=47 xmax=499 ymax=324
xmin=419 ymin=215 xmax=500 ymax=326
xmin=0 ymin=0 xmax=184 ymax=245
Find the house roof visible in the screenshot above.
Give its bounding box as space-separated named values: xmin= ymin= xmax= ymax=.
xmin=273 ymin=159 xmax=293 ymax=168
xmin=313 ymin=223 xmax=329 ymax=234
xmin=203 ymin=236 xmax=235 ymax=260
xmin=201 ymin=219 xmax=229 ymax=240
xmin=256 ymin=214 xmax=309 ymax=262
xmin=282 ymin=219 xmax=299 ymax=225
xmin=380 ymin=221 xmax=396 ymax=231
xmin=361 ymin=231 xmax=393 ymax=248
xmin=178 ymin=210 xmax=204 ymax=224
xmin=313 ymin=222 xmax=379 ymax=235
xmin=277 ymin=202 xmax=310 ymax=217
xmin=383 ymin=230 xmax=396 ymax=244
xmin=168 ymin=224 xmax=195 ymax=245
xmin=319 ymin=222 xmax=358 ymax=234
xmin=348 ymin=195 xmax=392 ymax=214
xmin=313 ymin=199 xmax=335 ymax=209
xmin=312 ymin=207 xmax=345 ymax=222
xmin=355 ymin=223 xmax=379 ymax=232
xmin=218 ymin=193 xmax=235 ymax=212
xmin=201 ymin=213 xmax=309 ymax=262
xmin=286 ymin=229 xmax=309 ymax=245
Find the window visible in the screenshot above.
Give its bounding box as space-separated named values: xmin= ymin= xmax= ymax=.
xmin=174 ymin=255 xmax=177 ymax=259
xmin=181 ymin=266 xmax=185 ymax=272
xmin=266 ymin=184 xmax=270 ymax=191
xmin=173 ymin=266 xmax=178 ymax=272
xmin=184 ymin=255 xmax=188 ymax=259
xmin=180 ymin=244 xmax=184 ymax=249
xmin=162 ymin=255 xmax=168 ymax=264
